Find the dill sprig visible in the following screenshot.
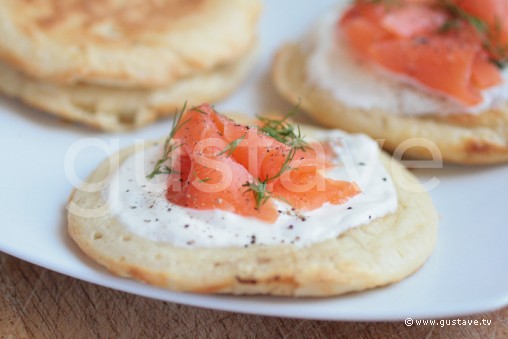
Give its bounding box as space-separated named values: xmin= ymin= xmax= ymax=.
xmin=438 ymin=19 xmax=461 ymax=33
xmin=243 ymin=147 xmax=298 ymax=210
xmin=146 ymin=102 xmax=190 ymax=179
xmin=440 ymin=0 xmax=488 ymax=33
xmin=439 ymin=0 xmax=508 ymax=67
xmin=242 ymin=181 xmax=271 ymax=211
xmin=264 ymin=147 xmax=297 ymax=182
xmin=244 ymin=103 xmax=311 ymax=210
xmin=291 ymin=125 xmax=308 ymax=151
xmin=217 ymin=134 xmax=246 ymax=157
xmin=193 ymin=107 xmax=213 ymax=115
xmin=257 ymin=101 xmax=308 ymax=150
xmin=355 ymin=0 xmax=402 ymax=7
xmin=193 ymin=171 xmax=212 ymax=183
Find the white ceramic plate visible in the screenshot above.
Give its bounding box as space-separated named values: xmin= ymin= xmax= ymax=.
xmin=1 ymin=0 xmax=507 ymax=321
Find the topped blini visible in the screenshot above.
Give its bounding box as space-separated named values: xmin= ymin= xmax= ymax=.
xmin=68 ymin=104 xmax=437 ymax=296
xmin=272 ymin=0 xmax=508 ymax=164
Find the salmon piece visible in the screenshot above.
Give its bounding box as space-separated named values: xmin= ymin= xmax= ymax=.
xmin=381 ymin=6 xmax=448 ymax=38
xmin=340 ymin=2 xmax=386 ymax=25
xmin=213 ymin=111 xmax=322 ymax=182
xmin=167 ymin=105 xmax=279 ymax=222
xmin=472 ymin=52 xmax=503 ymax=88
xmin=370 ymin=35 xmax=483 ymax=105
xmin=167 ymin=147 xmax=279 ymax=223
xmin=339 ymin=1 xmax=503 ymax=106
xmin=339 ymin=17 xmax=391 ymax=57
xmin=172 ymin=104 xmax=221 ymax=155
xmin=272 ymin=169 xmax=360 ymax=211
xmin=406 ymin=0 xmax=439 ymax=4
xmin=212 ymin=111 xmax=277 ymax=179
xmin=163 ymin=104 xmax=360 ymax=223
xmin=339 ymin=3 xmax=391 ymax=57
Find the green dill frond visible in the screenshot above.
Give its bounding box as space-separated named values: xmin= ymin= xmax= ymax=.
xmin=243 ymin=146 xmax=298 ymax=210
xmin=146 ymin=102 xmax=189 ymax=179
xmin=265 ymin=147 xmax=297 ymax=182
xmin=291 ymin=125 xmax=308 ymax=151
xmin=191 ymin=170 xmax=212 ymax=183
xmin=193 ymin=108 xmax=209 ymax=115
xmin=257 ymin=100 xmax=309 ymax=149
xmin=242 ymin=181 xmax=271 ymax=210
xmin=440 ymin=0 xmax=488 ymax=33
xmin=438 ymin=19 xmax=461 ymax=33
xmin=355 ymin=0 xmax=402 ymax=8
xmin=217 ymin=134 xmax=246 ymax=157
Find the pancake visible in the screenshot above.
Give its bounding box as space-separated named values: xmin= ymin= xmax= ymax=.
xmin=272 ymin=43 xmax=508 ymax=165
xmin=0 ymin=0 xmax=261 ymax=88
xmin=67 ymin=121 xmax=438 ymax=296
xmin=0 ymin=44 xmax=257 ymax=131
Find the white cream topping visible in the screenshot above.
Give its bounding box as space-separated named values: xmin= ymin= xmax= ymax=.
xmin=306 ymin=4 xmax=508 ymax=116
xmin=104 ymin=130 xmax=398 ymax=248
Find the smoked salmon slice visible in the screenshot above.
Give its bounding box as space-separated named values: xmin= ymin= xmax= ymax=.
xmin=370 ymin=34 xmax=483 ymax=105
xmin=381 ymin=5 xmax=448 ymax=38
xmin=339 ymin=0 xmax=506 ymax=106
xmin=161 ymin=104 xmax=360 ymax=223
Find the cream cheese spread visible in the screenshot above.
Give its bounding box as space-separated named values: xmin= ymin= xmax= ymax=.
xmin=104 ymin=130 xmax=398 ymax=248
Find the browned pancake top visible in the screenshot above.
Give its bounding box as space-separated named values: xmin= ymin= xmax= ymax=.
xmin=12 ymin=0 xmax=206 ymax=45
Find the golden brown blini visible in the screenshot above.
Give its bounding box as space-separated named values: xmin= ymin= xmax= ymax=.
xmin=67 ymin=123 xmax=438 ymax=296
xmin=0 ymin=0 xmax=261 ymax=88
xmin=0 ymin=45 xmax=256 ymax=131
xmin=272 ymin=44 xmax=508 ymax=165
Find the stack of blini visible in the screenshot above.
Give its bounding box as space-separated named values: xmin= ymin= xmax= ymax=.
xmin=0 ymin=0 xmax=261 ymax=131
